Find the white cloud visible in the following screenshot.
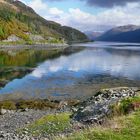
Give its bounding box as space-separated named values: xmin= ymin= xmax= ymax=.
xmin=64 ymin=2 xmax=140 ymax=31
xmin=23 ymin=0 xmax=63 ymax=17
xmin=49 ymin=7 xmax=64 ymax=15
xmin=21 ymin=0 xmax=140 ymax=32
xmin=28 ymin=0 xmax=48 ymax=12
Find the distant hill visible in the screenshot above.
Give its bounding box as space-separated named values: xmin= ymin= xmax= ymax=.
xmin=84 ymin=31 xmax=102 ymax=41
xmin=0 ymin=0 xmax=88 ymax=44
xmin=97 ymin=25 xmax=140 ymax=43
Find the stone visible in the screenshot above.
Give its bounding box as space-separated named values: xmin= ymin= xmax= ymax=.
xmin=3 ymin=35 xmax=23 ymax=42
xmin=0 ymin=109 xmax=7 ymax=115
xmin=71 ymin=107 xmax=78 ymax=112
xmin=72 ymin=87 xmax=139 ymax=123
xmin=58 ymin=101 xmax=68 ymax=109
xmin=21 ymin=108 xmax=29 ymax=112
xmin=29 ymin=34 xmax=45 ymax=41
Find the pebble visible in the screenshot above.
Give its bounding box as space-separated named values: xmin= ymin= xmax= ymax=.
xmin=0 ymin=109 xmax=53 ymax=140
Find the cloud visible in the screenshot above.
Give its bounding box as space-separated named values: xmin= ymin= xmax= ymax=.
xmin=44 ymin=0 xmax=140 ymax=8
xmin=22 ymin=0 xmax=140 ymax=32
xmin=28 ymin=0 xmax=48 ymax=12
xmin=25 ymin=0 xmax=63 ymax=17
xmin=49 ymin=3 xmax=140 ymax=32
xmin=37 ymin=0 xmax=140 ymax=8
xmin=82 ymin=0 xmax=140 ymax=7
xmin=49 ymin=7 xmax=64 ymax=15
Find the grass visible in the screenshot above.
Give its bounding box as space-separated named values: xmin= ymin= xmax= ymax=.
xmin=22 ymin=96 xmax=140 ymax=139
xmin=55 ymin=95 xmax=140 ymax=140
xmin=27 ymin=112 xmax=71 ymax=136
xmin=55 ymin=110 xmax=140 ymax=140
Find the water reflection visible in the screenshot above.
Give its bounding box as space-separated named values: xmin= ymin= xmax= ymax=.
xmin=0 ymin=43 xmax=140 ymax=99
xmin=0 ymin=49 xmax=63 ymax=67
xmin=31 ymin=48 xmax=140 ymax=80
xmin=0 ymin=49 xmax=63 ymax=86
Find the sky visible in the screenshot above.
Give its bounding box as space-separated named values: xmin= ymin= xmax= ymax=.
xmin=21 ymin=0 xmax=140 ymax=32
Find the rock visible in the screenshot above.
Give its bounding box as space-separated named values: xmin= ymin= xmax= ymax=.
xmin=72 ymin=87 xmax=139 ymax=123
xmin=7 ymin=110 xmax=15 ymax=114
xmin=71 ymin=107 xmax=78 ymax=112
xmin=22 ymin=131 xmax=28 ymax=135
xmin=0 ymin=130 xmax=33 ymax=140
xmin=0 ymin=108 xmax=51 ymax=139
xmin=21 ymin=108 xmax=29 ymax=112
xmin=29 ymin=34 xmax=45 ymax=41
xmin=3 ymin=35 xmax=23 ymax=42
xmin=0 ymin=109 xmax=7 ymax=115
xmin=58 ymin=101 xmax=68 ymax=110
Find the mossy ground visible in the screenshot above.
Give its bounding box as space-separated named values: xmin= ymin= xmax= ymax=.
xmin=27 ymin=112 xmax=71 ymax=136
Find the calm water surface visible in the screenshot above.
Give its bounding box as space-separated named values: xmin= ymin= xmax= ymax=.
xmin=1 ymin=42 xmax=140 ymax=100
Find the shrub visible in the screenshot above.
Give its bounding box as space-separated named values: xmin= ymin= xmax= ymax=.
xmin=111 ymin=97 xmax=140 ymax=115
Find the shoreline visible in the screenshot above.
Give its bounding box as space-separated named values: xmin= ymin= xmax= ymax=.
xmin=0 ymin=87 xmax=139 ymax=139
xmin=0 ymin=43 xmax=69 ymax=51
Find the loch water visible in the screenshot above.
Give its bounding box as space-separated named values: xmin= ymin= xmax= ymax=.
xmin=0 ymin=42 xmax=140 ymax=100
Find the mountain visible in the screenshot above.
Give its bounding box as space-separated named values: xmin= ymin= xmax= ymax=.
xmin=97 ymin=25 xmax=140 ymax=43
xmin=0 ymin=0 xmax=88 ymax=44
xmin=84 ymin=31 xmax=102 ymax=41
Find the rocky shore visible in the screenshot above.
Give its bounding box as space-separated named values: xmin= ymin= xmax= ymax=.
xmin=0 ymin=87 xmax=139 ymax=140
xmin=0 ymin=109 xmax=50 ymax=140
xmin=0 ymin=44 xmax=69 ymax=51
xmin=72 ymin=87 xmax=139 ymax=123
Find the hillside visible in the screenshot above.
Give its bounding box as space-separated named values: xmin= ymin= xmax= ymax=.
xmin=0 ymin=0 xmax=88 ymax=44
xmin=97 ymin=25 xmax=140 ymax=43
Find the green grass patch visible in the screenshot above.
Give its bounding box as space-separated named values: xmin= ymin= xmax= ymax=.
xmin=27 ymin=112 xmax=71 ymax=135
xmin=56 ymin=110 xmax=140 ymax=140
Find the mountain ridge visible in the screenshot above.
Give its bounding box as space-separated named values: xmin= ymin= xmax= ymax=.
xmin=96 ymin=25 xmax=140 ymax=43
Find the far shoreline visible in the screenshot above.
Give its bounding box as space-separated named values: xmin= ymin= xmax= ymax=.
xmin=0 ymin=43 xmax=69 ymax=51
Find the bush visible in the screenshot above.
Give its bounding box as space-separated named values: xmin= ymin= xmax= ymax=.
xmin=111 ymin=97 xmax=140 ymax=115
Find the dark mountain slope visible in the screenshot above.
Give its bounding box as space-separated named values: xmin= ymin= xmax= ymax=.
xmin=97 ymin=25 xmax=140 ymax=43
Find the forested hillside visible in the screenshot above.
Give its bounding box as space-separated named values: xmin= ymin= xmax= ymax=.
xmin=0 ymin=0 xmax=88 ymax=44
